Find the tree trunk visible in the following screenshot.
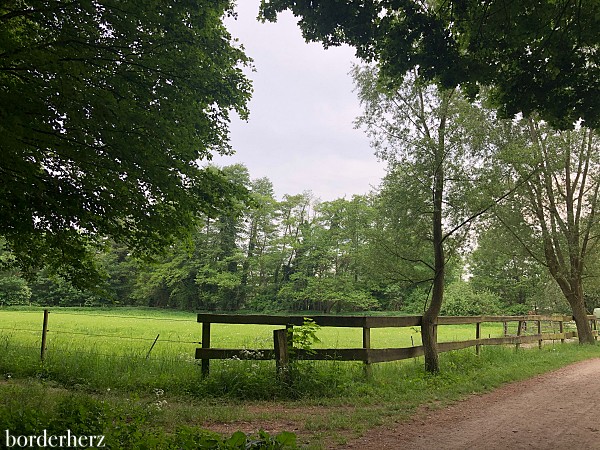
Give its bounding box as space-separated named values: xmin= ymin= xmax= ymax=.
xmin=572 ymin=304 xmax=595 ymax=344
xmin=564 ymin=285 xmax=595 ymax=344
xmin=552 ymin=270 xmax=594 ymax=344
xmin=422 ymin=235 xmax=444 ymax=373
xmin=422 ymin=309 xmax=439 ymax=373
xmin=421 ymin=109 xmax=447 ymax=374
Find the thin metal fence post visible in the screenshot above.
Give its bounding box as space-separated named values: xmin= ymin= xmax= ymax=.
xmin=40 ymin=309 xmax=49 ymax=361
xmin=146 ymin=334 xmax=160 ymax=359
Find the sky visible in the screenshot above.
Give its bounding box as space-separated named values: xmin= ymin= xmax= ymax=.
xmin=210 ymin=1 xmax=387 ymax=201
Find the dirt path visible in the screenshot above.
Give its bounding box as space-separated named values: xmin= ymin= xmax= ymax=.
xmin=343 ymin=358 xmax=600 ymax=449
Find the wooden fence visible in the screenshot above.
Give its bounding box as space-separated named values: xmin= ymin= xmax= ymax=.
xmin=195 ymin=313 xmax=598 ymax=377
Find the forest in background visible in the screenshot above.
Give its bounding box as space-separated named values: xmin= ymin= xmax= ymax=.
xmin=2 ymin=0 xmax=599 ymax=381
xmin=1 ymin=158 xmax=598 ymax=317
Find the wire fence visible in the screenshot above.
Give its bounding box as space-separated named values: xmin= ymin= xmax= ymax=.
xmin=41 ymin=329 xmax=201 ymax=344
xmin=0 ymin=341 xmax=161 ymax=361
xmin=0 ymin=309 xmax=204 ymax=362
xmin=0 ymin=329 xmax=200 ymax=345
xmin=47 ymin=311 xmax=195 ymax=322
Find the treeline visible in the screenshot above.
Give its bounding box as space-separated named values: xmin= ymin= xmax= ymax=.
xmin=2 ymin=162 xmax=596 ymax=315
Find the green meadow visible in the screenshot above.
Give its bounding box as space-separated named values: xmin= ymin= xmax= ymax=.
xmin=0 ymin=306 xmax=509 ymax=355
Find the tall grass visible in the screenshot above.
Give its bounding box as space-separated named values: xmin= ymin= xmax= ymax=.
xmin=0 ymin=307 xmax=508 ymax=399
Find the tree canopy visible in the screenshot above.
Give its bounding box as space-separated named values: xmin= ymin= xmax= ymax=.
xmin=492 ymin=121 xmax=600 ymax=342
xmin=0 ymin=1 xmax=252 ymax=280
xmin=260 ymin=0 xmax=600 ymax=128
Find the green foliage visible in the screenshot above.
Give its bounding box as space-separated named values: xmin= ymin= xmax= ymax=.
xmin=170 ymin=428 xmax=296 ymax=449
xmin=492 ymin=122 xmax=599 ymax=340
xmin=0 ymin=383 xmax=297 ymax=449
xmin=352 ymin=66 xmax=498 ymax=347
xmin=440 ymin=281 xmax=502 ymax=316
xmin=530 ymin=279 xmax=571 ymax=315
xmin=400 ymin=288 xmax=431 ymax=315
xmin=277 ymin=274 xmax=377 ymax=313
xmin=0 ymin=1 xmax=252 ymax=283
xmin=261 ymin=0 xmax=600 ymax=128
xmin=0 ymin=274 xmax=31 ymax=306
xmin=28 ymin=270 xmax=104 ymax=307
xmin=291 ymin=318 xmax=321 ymax=354
xmin=469 ymin=222 xmax=544 ymax=310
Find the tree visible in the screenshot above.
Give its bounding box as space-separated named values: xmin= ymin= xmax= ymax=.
xmin=469 ymin=221 xmax=545 ymax=313
xmin=494 ymin=121 xmax=600 ymax=343
xmin=0 ymin=1 xmax=252 ymax=281
xmin=196 ymin=165 xmax=250 ymax=310
xmin=239 ymin=177 xmax=279 ymax=306
xmin=0 ymin=239 xmax=31 ymax=305
xmin=271 ymin=192 xmax=314 ymax=290
xmin=123 ymin=164 xmax=252 ymax=310
xmin=260 ymin=0 xmax=600 ymax=128
xmin=440 ymin=281 xmax=502 ymax=317
xmin=366 ymin=166 xmax=463 ymax=311
xmin=354 ymin=66 xmax=495 ymax=372
xmin=276 ymin=196 xmax=377 ymax=312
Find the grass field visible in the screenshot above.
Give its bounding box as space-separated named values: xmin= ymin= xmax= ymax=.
xmin=0 ymin=306 xmax=510 ymax=354
xmin=0 ymin=307 xmax=597 ymax=448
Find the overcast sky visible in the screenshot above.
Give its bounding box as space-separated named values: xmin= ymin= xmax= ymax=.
xmin=210 ymin=1 xmax=386 ymax=201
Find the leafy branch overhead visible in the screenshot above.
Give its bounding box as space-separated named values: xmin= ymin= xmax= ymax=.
xmin=0 ymin=1 xmax=252 ymax=282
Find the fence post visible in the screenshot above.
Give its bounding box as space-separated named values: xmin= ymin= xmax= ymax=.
xmin=146 ymin=334 xmax=160 ymax=360
xmin=40 ymin=309 xmax=49 ymax=361
xmin=201 ymin=322 xmax=211 ymax=377
xmin=503 ymin=321 xmax=508 ymax=337
xmin=559 ymin=320 xmax=565 ymax=343
xmin=516 ymin=320 xmax=523 ymax=350
xmin=476 ymin=320 xmax=482 ymax=356
xmin=363 ymin=326 xmax=372 ymax=378
xmin=273 ymin=328 xmax=290 ymax=383
xmin=537 ymin=319 xmax=542 ymax=349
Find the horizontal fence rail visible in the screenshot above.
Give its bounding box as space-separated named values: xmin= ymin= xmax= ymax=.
xmin=196 ymin=313 xmax=598 ymax=377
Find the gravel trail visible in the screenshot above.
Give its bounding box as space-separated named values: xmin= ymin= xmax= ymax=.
xmin=343 ymin=358 xmax=600 ymax=449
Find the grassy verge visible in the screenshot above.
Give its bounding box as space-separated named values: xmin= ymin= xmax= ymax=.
xmin=1 ymin=343 xmax=599 ymax=448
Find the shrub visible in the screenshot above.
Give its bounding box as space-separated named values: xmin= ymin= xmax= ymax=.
xmin=0 ymin=275 xmax=31 ymax=306
xmin=440 ymin=281 xmax=502 ymax=316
